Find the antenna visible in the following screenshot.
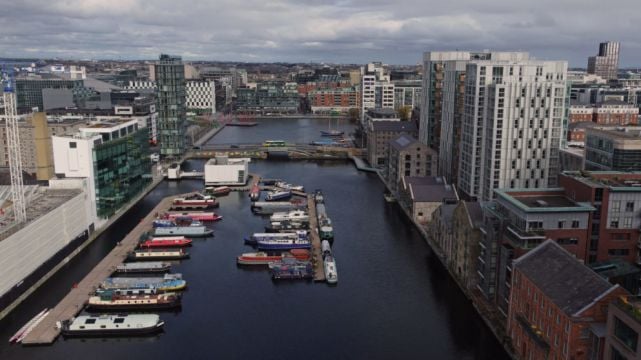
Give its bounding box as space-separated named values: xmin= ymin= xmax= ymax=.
xmin=2 ymin=66 xmax=27 ymax=224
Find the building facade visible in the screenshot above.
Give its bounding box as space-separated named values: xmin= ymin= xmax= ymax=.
xmin=52 ymin=119 xmax=151 ymax=220
xmin=15 ymin=77 xmax=84 ymax=112
xmin=309 ymin=87 xmax=359 ymax=115
xmin=186 ymin=80 xmax=216 ymax=113
xmin=366 ymin=120 xmax=417 ymax=168
xmin=603 ymin=297 xmax=641 ymax=360
xmin=585 ymin=127 xmax=641 ymax=171
xmin=458 ymin=59 xmax=568 ymax=201
xmin=587 ymin=41 xmax=620 ymax=81
xmin=508 ymin=240 xmax=627 ymax=360
xmin=386 ymin=134 xmax=436 ymax=194
xmin=155 ymin=54 xmax=186 ymax=157
xmin=360 ymin=62 xmax=394 ymax=122
xmin=0 ymin=112 xmax=54 ymax=181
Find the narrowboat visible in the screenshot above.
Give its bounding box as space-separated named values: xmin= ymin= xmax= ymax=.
xmin=86 ymin=292 xmax=181 ymax=311
xmin=153 ymin=226 xmax=213 ymax=237
xmin=236 ymin=249 xmax=311 ymax=265
xmin=128 ymin=249 xmax=190 ymax=261
xmin=58 ymin=314 xmax=164 ymax=337
xmin=114 ymin=262 xmax=171 ymax=275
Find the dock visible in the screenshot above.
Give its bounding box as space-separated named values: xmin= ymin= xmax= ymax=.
xmin=350 ymin=156 xmax=378 ymax=173
xmin=307 ymin=195 xmax=325 ymax=282
xmin=21 ymin=195 xmax=179 ymax=345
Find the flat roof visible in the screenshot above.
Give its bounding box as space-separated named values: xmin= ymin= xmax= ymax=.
xmin=0 ymin=187 xmax=82 ymax=241
xmin=562 ymin=171 xmax=641 ymax=190
xmin=495 ymin=188 xmax=595 ymax=213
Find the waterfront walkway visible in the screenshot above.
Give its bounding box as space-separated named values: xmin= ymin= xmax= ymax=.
xmin=307 ymin=195 xmax=325 ymax=282
xmin=21 ymin=195 xmax=178 ymax=345
xmin=350 ymin=156 xmax=378 ymax=173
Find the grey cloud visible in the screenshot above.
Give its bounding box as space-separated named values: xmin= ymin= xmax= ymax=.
xmin=0 ymin=0 xmax=639 ymax=66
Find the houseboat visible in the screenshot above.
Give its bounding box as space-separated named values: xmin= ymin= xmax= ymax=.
xmin=265 ymin=220 xmax=308 ymax=232
xmin=128 ymin=249 xmax=190 ymax=261
xmin=139 ymin=236 xmax=192 ymax=248
xmin=152 ymin=217 xmax=203 ymax=228
xmin=270 ymin=210 xmax=309 ymax=223
xmin=236 ymin=249 xmax=311 ymax=265
xmin=100 ymin=275 xmax=186 ymax=293
xmin=58 ymin=314 xmax=164 ymax=337
xmin=324 ymin=255 xmax=338 ymax=284
xmin=114 ymin=262 xmax=171 ymax=275
xmin=172 ymin=193 xmax=218 ymax=208
xmin=270 ymin=261 xmax=313 ymax=280
xmin=245 ymin=230 xmax=308 ymax=245
xmin=251 ymin=201 xmax=305 ymax=215
xmin=164 ymin=212 xmax=222 ymax=221
xmin=86 ymin=292 xmax=181 ymax=311
xmin=205 ymin=186 xmax=232 ymax=196
xmin=314 ymin=189 xmax=324 ymax=204
xmin=153 ymin=226 xmax=213 ymax=237
xmin=265 ymin=190 xmax=292 ymax=201
xmin=274 ymin=181 xmax=304 ymax=192
xmin=256 ymin=238 xmax=312 ymax=251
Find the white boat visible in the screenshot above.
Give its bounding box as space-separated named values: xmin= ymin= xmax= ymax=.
xmin=321 ymin=240 xmax=332 ymax=257
xmin=275 ymin=181 xmax=304 ymax=192
xmin=265 ymin=190 xmax=292 ymax=201
xmin=270 ymin=210 xmax=309 ymax=223
xmin=58 ymin=314 xmax=164 ymax=337
xmin=114 ymin=261 xmax=171 ymax=274
xmin=324 ymin=255 xmax=338 ymax=284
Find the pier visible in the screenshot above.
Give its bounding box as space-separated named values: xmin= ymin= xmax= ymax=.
xmin=21 ymin=195 xmax=179 ymax=345
xmin=307 ymin=195 xmax=325 ymax=282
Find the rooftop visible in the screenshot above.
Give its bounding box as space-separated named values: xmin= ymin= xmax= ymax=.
xmin=403 ymin=176 xmax=458 ymax=203
xmin=390 ymin=134 xmax=421 ymax=151
xmin=590 ymin=259 xmax=641 ymax=279
xmin=0 ymin=186 xmax=82 ymax=241
xmin=587 ymin=126 xmax=641 ymax=139
xmin=514 ymin=240 xmax=620 ymax=316
xmin=495 ymin=188 xmax=595 ymax=213
xmin=561 ymin=171 xmax=641 ymax=190
xmin=370 ymin=120 xmax=417 ymax=133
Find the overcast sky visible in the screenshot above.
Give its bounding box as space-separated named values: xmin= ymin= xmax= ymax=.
xmin=1 ymin=0 xmax=640 ymax=67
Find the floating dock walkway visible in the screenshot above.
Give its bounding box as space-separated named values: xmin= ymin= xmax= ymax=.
xmin=350 ymin=156 xmax=378 ymax=173
xmin=21 ymin=195 xmax=180 ymax=345
xmin=307 ymin=195 xmax=325 ymax=282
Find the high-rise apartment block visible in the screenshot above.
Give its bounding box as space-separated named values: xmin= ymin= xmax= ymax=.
xmin=587 ymin=41 xmax=620 ymax=81
xmin=360 ymin=62 xmax=394 ymax=123
xmin=186 ymin=80 xmax=216 ymax=113
xmin=155 ymin=54 xmax=186 ymax=157
xmin=457 ymin=57 xmax=567 ymax=201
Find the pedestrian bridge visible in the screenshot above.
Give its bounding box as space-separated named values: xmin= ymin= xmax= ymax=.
xmin=188 ymin=143 xmax=364 ymax=159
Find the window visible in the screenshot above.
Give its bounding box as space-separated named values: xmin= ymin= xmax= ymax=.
xmin=557 ymin=238 xmax=578 ymax=245
xmin=114 ymin=318 xmax=125 ymax=324
xmin=614 ymin=316 xmax=638 ymax=351
xmin=85 ymin=318 xmax=96 ymax=324
xmin=558 ymin=220 xmax=565 ymax=229
xmin=612 ymin=200 xmax=621 ymax=212
xmin=624 ymin=217 xmax=632 ymax=228
xmin=69 ymin=142 xmax=77 ymax=149
xmin=572 ymin=220 xmax=580 ymax=228
xmin=610 ymin=220 xmax=620 ymax=229
xmin=626 ymin=201 xmax=635 ymax=212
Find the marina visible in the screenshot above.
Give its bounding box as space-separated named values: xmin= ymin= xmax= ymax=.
xmin=1 ymin=155 xmax=509 ymax=359
xmin=19 ymin=193 xmax=199 ymax=345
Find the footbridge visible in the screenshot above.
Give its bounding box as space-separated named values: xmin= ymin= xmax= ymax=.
xmin=187 ymin=143 xmax=364 ymax=160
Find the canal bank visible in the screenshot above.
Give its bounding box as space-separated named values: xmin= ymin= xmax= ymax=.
xmin=375 ymin=171 xmax=516 ymax=359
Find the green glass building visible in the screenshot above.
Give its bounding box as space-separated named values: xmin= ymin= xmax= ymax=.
xmin=92 ymin=126 xmax=151 ymax=218
xmin=155 ymin=54 xmax=186 ymax=157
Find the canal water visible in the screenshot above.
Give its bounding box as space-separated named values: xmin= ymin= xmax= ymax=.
xmin=0 ymin=118 xmax=509 ymax=359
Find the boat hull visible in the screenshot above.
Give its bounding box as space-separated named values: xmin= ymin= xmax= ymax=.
xmin=256 ymin=243 xmax=311 ymax=250
xmin=61 ymin=323 xmax=164 ymax=338
xmin=86 ymin=300 xmax=181 ymax=311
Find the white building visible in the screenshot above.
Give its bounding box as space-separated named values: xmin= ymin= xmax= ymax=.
xmin=360 ymin=62 xmax=394 ymax=123
xmin=457 ymin=58 xmax=568 ymax=201
xmin=204 ymin=156 xmax=250 ymax=185
xmin=186 ymin=80 xmax=216 ymax=113
xmin=428 ymin=51 xmax=530 ymax=184
xmin=125 ymin=80 xmax=157 ymax=93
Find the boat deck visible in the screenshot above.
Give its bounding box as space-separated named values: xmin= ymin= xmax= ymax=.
xmin=307 ymin=195 xmax=325 ymax=282
xmin=21 ymin=195 xmax=180 ymax=345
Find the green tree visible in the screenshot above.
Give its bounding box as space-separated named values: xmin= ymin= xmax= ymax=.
xmin=348 ymin=108 xmax=360 ymax=123
xmin=397 ymin=106 xmax=412 ymax=121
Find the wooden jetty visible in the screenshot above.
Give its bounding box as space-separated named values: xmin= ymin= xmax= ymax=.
xmin=307 ymin=195 xmax=325 ymax=282
xmin=21 ymin=195 xmax=180 ymax=345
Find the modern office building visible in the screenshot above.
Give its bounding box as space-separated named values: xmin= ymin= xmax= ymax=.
xmin=393 ymin=80 xmax=422 ymax=112
xmin=235 ymin=82 xmax=299 ymax=114
xmin=457 ymin=58 xmax=568 ymax=201
xmin=186 ymin=80 xmax=216 ymax=113
xmin=360 ymin=62 xmax=394 ymax=123
xmin=204 ymin=156 xmax=250 ymax=185
xmin=52 ymin=119 xmax=151 ymax=220
xmin=15 ymin=76 xmax=84 ymax=112
xmin=584 ymin=126 xmax=641 ymax=171
xmin=587 ymin=41 xmax=620 ymax=81
xmin=560 ymin=171 xmax=641 ymax=265
xmin=155 ymin=54 xmax=186 ymax=157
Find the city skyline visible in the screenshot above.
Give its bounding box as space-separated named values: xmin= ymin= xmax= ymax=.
xmin=1 ymin=0 xmax=641 ymax=66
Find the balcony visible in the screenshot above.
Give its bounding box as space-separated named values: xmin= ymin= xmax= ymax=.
xmin=614 ymin=296 xmax=641 ymax=326
xmin=505 ymin=225 xmax=546 ymax=250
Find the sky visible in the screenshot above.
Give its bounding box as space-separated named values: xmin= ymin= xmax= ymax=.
xmin=1 ymin=0 xmax=640 ymax=67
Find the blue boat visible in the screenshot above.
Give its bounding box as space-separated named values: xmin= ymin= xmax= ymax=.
xmin=256 ymin=238 xmax=312 ymax=250
xmin=265 ymin=190 xmax=292 ymax=201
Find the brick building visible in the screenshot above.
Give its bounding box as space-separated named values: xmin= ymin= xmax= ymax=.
xmin=386 ymin=134 xmax=437 ymax=194
xmin=568 ymin=101 xmax=639 ymax=126
xmin=560 ymin=171 xmax=641 ymax=264
xmin=308 ymin=87 xmax=359 ymax=114
xmin=508 ymin=240 xmax=628 ymax=360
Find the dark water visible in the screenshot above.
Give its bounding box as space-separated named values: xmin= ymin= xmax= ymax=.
xmin=210 ymin=117 xmax=356 ymax=144
xmin=0 ymin=119 xmax=509 ymax=360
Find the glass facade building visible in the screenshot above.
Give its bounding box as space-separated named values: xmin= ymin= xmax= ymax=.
xmin=155 ymin=54 xmax=186 ymax=157
xmin=93 ymin=126 xmax=151 ymax=218
xmin=15 ymin=78 xmax=85 ymax=112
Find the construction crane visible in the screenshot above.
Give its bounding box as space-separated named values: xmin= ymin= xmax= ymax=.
xmin=2 ymin=67 xmax=27 ymax=224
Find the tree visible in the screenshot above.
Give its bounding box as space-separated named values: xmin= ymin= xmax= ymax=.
xmin=397 ymin=106 xmax=412 ymax=121
xmin=348 ymin=108 xmax=360 ymax=123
